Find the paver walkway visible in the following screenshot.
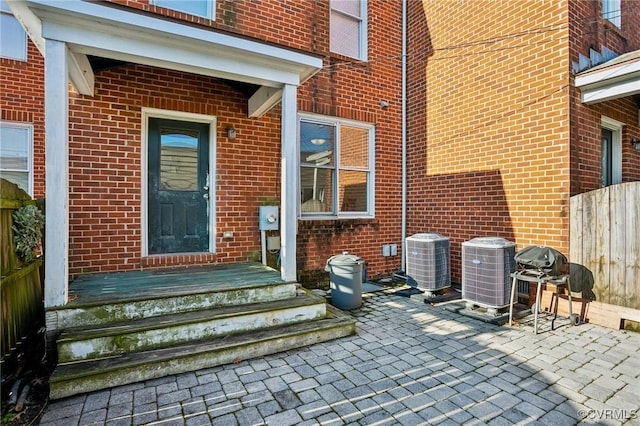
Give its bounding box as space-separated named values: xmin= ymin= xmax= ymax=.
xmin=39 ymin=289 xmax=640 ymax=425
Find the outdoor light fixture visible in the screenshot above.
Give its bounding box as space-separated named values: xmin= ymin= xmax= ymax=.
xmin=631 ymin=138 xmax=640 ymax=152
xmin=379 ymin=100 xmax=389 ymax=109
xmin=226 ymin=126 xmax=236 ymax=139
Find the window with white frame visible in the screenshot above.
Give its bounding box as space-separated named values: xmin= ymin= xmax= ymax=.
xmin=330 ymin=0 xmax=367 ymax=61
xmin=601 ymin=116 xmax=622 ymax=187
xmin=0 ymin=122 xmax=33 ymax=195
xmin=150 ymin=0 xmax=215 ymax=20
xmin=602 ymin=0 xmax=621 ymax=28
xmin=1 ymin=0 xmax=27 ymax=61
xmin=299 ymin=115 xmax=375 ymax=218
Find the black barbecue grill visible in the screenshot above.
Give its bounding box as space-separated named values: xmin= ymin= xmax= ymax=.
xmin=508 ymin=245 xmax=579 ymax=334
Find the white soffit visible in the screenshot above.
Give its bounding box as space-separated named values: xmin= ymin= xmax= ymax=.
xmin=9 ymin=0 xmax=322 ymax=106
xmin=575 ymin=50 xmax=640 ymax=104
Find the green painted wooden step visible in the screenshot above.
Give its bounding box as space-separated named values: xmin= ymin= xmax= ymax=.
xmin=49 ymin=311 xmax=356 ymax=400
xmin=57 ymin=293 xmax=326 ymax=363
xmin=50 ymin=282 xmax=297 ymax=329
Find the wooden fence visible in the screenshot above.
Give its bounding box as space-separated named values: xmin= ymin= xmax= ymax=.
xmin=570 ymin=182 xmax=639 ymax=311
xmin=0 ymin=179 xmax=44 ymax=365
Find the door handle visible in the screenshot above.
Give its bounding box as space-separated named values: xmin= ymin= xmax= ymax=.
xmin=203 ymin=193 xmax=209 ymax=200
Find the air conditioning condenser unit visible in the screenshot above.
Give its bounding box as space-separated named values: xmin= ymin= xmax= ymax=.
xmin=406 ymin=233 xmax=451 ymax=293
xmin=462 ymin=237 xmax=516 ymax=310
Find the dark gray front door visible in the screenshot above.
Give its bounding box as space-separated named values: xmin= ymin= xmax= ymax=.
xmin=148 ymin=118 xmax=209 ymax=254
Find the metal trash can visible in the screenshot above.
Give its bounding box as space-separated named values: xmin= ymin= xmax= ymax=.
xmin=326 ymin=253 xmax=364 ymax=310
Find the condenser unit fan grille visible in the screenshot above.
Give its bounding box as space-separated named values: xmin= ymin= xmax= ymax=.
xmin=406 ymin=233 xmax=451 ymax=291
xmin=461 ymin=238 xmax=516 ymax=309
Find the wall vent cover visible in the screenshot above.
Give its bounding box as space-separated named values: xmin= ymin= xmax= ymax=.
xmin=461 ymin=237 xmax=516 ymax=309
xmin=406 ymin=233 xmax=451 ymax=291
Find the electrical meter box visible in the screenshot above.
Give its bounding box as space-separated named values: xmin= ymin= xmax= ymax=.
xmin=259 ymin=206 xmax=279 ymax=231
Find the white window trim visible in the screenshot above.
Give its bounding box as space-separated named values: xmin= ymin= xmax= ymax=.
xmin=601 ymin=116 xmax=623 ymax=186
xmin=1 ymin=1 xmax=27 ymax=61
xmin=330 ymin=0 xmax=368 ymax=61
xmin=298 ymin=112 xmax=375 ymax=220
xmin=141 ymin=108 xmax=217 ymax=257
xmin=150 ymin=0 xmax=216 ymax=20
xmin=0 ymin=121 xmax=33 ymax=196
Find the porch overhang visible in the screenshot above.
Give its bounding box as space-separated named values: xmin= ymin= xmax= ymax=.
xmin=575 ymin=49 xmax=640 ymax=105
xmin=8 ymin=0 xmax=322 ymax=115
xmin=8 ymin=0 xmax=320 ymax=306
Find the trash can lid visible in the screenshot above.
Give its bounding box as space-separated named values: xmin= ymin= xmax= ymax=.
xmin=327 ymin=252 xmax=364 ymax=266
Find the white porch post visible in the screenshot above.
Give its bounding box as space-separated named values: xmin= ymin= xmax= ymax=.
xmin=44 ymin=39 xmax=69 ymax=308
xmin=280 ymin=84 xmax=297 ymax=282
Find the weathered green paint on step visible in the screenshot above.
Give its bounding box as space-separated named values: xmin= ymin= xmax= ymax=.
xmin=56 ymin=294 xmax=327 ymax=363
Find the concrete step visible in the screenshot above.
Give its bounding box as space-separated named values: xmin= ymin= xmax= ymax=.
xmin=49 ymin=310 xmax=356 ymax=400
xmin=50 ymin=281 xmax=297 ymax=330
xmin=57 ymin=293 xmax=327 ymax=363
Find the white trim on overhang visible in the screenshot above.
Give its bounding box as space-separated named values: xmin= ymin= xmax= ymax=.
xmin=8 ymin=0 xmax=322 ymax=114
xmin=575 ymin=49 xmax=640 ymax=104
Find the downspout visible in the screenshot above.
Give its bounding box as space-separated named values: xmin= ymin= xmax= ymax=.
xmin=400 ymin=0 xmax=407 ymax=272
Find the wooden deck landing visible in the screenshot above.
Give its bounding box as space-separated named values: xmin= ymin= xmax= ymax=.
xmin=68 ymin=262 xmax=287 ymax=306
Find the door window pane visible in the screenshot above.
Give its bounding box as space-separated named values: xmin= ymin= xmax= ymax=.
xmin=160 ymin=131 xmax=199 ymax=191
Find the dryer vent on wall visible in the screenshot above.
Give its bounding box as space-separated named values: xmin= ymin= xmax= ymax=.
xmin=406 ymin=233 xmax=451 ymax=292
xmin=462 ymin=237 xmax=516 ymax=309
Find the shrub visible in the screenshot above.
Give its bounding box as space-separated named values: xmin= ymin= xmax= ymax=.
xmin=12 ymin=205 xmax=45 ymax=263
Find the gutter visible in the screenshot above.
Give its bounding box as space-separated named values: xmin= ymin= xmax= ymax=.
xmin=400 ymin=0 xmax=407 ymax=272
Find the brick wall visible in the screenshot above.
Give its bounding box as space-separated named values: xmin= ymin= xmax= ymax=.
xmin=107 ymin=0 xmax=323 ymax=55
xmin=0 ymin=41 xmax=45 ymax=199
xmin=2 ymin=1 xmax=404 ymax=281
xmin=569 ymin=0 xmax=640 ymax=194
xmin=67 ymin=65 xmax=283 ymax=276
xmin=409 ymin=0 xmax=572 ymax=282
xmin=296 ymin=0 xmax=404 ymax=282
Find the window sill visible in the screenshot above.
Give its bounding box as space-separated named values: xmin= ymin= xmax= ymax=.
xmin=328 ymin=51 xmax=368 ymax=64
xmin=299 ymin=215 xmax=375 ymax=221
xmin=603 ymin=19 xmax=626 ymax=41
xmin=298 ymin=217 xmax=379 ymax=230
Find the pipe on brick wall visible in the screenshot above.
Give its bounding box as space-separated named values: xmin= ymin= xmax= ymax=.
xmin=400 ymin=0 xmax=407 ymax=272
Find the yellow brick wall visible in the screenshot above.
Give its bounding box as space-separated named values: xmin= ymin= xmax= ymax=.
xmin=409 ymin=0 xmax=571 ymax=281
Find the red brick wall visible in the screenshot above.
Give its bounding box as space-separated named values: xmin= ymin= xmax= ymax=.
xmin=296 ymin=0 xmax=404 ymax=282
xmin=0 ymin=41 xmax=45 ymax=199
xmin=569 ymin=0 xmax=640 ymax=195
xmin=2 ymin=1 xmax=404 ymax=282
xmin=67 ymin=65 xmax=282 ymax=276
xmin=107 ymin=0 xmax=322 ymax=54
xmin=409 ymin=0 xmax=572 ymax=282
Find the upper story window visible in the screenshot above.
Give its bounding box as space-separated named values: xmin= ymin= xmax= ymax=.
xmin=330 ymin=0 xmax=367 ymax=61
xmin=602 ymin=0 xmax=621 ymax=28
xmin=0 ymin=122 xmax=33 ymax=196
xmin=1 ymin=0 xmax=27 ymax=61
xmin=151 ymin=0 xmax=215 ymax=20
xmin=299 ymin=114 xmax=375 ymax=219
